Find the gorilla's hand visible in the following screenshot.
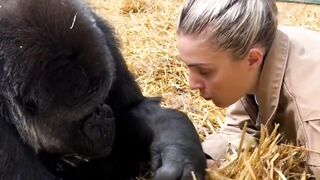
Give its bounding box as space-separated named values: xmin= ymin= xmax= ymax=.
xmin=150 ymin=110 xmax=206 ymax=180
xmin=127 ymin=99 xmax=206 ymax=180
xmin=151 ymin=144 xmax=205 ymax=180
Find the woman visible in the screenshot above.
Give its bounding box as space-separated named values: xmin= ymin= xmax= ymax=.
xmin=177 ymin=0 xmax=320 ymax=178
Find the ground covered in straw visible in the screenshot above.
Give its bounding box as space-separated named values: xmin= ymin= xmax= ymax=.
xmin=87 ymin=0 xmax=320 ymax=179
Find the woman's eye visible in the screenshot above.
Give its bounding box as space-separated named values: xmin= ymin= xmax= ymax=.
xmin=199 ymin=69 xmax=211 ymax=76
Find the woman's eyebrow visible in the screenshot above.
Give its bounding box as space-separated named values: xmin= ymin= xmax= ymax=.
xmin=187 ymin=63 xmax=211 ymax=68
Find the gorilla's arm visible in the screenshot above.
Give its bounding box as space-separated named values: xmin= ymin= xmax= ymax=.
xmin=126 ymin=100 xmax=206 ymax=180
xmin=95 ymin=16 xmax=206 ymax=179
xmin=0 ymin=100 xmax=56 ymax=180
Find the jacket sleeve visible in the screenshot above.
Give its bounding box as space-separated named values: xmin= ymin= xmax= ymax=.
xmin=202 ymin=100 xmax=259 ymax=160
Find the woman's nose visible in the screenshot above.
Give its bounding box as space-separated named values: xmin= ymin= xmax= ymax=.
xmin=189 ymin=73 xmax=203 ymax=90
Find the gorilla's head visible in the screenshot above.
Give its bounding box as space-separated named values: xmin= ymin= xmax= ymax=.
xmin=0 ymin=0 xmax=116 ymax=158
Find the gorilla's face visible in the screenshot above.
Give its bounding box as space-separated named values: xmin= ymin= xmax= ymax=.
xmin=4 ymin=46 xmax=116 ymax=158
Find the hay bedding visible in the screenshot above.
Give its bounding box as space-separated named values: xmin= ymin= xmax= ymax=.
xmin=87 ymin=0 xmax=320 ymax=179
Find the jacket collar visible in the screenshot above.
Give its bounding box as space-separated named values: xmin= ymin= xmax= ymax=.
xmin=251 ymin=29 xmax=290 ymax=127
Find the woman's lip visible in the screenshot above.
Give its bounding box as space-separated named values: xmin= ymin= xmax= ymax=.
xmin=202 ymin=96 xmax=211 ymax=100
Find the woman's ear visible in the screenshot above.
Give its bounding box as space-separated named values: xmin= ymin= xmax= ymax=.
xmin=247 ymin=47 xmax=265 ymax=69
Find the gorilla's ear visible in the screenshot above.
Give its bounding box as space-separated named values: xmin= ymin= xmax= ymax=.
xmin=2 ymin=0 xmax=116 ymax=103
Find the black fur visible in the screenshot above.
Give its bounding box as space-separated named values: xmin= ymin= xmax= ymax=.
xmin=0 ymin=0 xmax=206 ymax=179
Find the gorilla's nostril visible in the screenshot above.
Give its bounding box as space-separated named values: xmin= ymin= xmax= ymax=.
xmin=95 ymin=108 xmax=102 ymax=116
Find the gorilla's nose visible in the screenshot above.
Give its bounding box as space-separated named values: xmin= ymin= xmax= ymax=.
xmin=95 ymin=104 xmax=113 ymax=119
xmin=82 ymin=104 xmax=115 ymax=152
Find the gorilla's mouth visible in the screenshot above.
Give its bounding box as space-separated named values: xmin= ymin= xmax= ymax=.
xmin=78 ymin=103 xmax=115 ymax=157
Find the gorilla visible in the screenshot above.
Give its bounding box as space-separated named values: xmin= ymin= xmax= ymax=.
xmin=0 ymin=0 xmax=206 ymax=179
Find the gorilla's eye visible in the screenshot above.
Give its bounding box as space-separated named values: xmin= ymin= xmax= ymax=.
xmin=87 ymin=78 xmax=101 ymax=95
xmin=23 ymin=100 xmax=38 ymax=116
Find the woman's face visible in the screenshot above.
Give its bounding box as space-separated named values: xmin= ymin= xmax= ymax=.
xmin=177 ymin=34 xmax=259 ymax=108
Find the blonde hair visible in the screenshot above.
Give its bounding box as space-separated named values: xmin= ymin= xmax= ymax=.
xmin=178 ymin=0 xmax=278 ymax=59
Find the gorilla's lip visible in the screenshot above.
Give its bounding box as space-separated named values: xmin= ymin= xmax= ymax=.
xmin=93 ymin=146 xmax=113 ymax=158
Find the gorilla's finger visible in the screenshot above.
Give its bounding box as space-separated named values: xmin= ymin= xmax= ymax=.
xmin=153 ymin=163 xmax=183 ymax=180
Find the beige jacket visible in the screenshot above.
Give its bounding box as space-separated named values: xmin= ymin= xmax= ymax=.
xmin=202 ymin=27 xmax=320 ymax=178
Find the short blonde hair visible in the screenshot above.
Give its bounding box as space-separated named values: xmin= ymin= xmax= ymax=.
xmin=178 ymin=0 xmax=278 ymax=59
